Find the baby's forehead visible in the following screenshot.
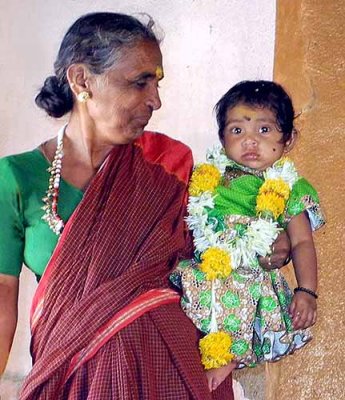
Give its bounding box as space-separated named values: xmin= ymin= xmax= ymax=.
xmin=226 ymin=104 xmax=277 ymax=122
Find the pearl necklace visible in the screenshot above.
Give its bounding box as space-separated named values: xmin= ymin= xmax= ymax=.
xmin=42 ymin=125 xmax=65 ymax=235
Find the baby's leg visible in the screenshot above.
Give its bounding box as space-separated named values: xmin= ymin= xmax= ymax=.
xmin=206 ymin=361 xmax=238 ymax=392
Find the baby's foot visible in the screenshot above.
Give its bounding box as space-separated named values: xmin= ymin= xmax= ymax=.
xmin=206 ymin=361 xmax=237 ymax=392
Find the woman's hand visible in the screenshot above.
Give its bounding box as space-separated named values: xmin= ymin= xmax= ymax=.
xmin=289 ymin=291 xmax=317 ymax=329
xmin=259 ymin=231 xmax=291 ymax=270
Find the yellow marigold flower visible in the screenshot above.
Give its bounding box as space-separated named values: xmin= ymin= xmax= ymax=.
xmin=256 ymin=178 xmax=290 ymax=219
xmin=260 ymin=178 xmax=290 ymax=200
xmin=200 ymin=247 xmax=232 ymax=281
xmin=189 ymin=164 xmax=221 ymax=196
xmin=256 ymin=192 xmax=286 ymax=219
xmin=200 ymin=331 xmax=234 ymax=370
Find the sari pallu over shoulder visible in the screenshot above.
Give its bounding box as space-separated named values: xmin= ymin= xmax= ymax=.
xmin=29 ymin=131 xmax=192 ymax=333
xmin=20 ymin=132 xmax=195 ymax=399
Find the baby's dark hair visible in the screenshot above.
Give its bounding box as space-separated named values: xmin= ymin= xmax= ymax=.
xmin=35 ymin=12 xmax=159 ymax=118
xmin=215 ymin=80 xmax=295 ymax=143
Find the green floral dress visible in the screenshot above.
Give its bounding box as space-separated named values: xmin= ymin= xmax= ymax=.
xmin=171 ymin=161 xmax=325 ymax=369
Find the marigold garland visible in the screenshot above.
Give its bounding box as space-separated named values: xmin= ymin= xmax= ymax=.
xmin=259 ymin=178 xmax=290 ymax=200
xmin=199 ymin=331 xmax=234 ymax=369
xmin=189 ymin=164 xmax=221 ymax=196
xmin=186 ymin=148 xmax=299 ymax=369
xmin=256 ymin=178 xmax=290 ymax=219
xmin=256 ymin=193 xmax=285 ymax=220
xmin=200 ymin=247 xmax=232 ymax=280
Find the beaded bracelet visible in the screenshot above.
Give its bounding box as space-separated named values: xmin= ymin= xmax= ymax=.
xmin=294 ymin=287 xmax=318 ymax=299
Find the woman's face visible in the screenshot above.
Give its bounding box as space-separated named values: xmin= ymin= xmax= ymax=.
xmin=86 ymin=40 xmax=163 ymax=145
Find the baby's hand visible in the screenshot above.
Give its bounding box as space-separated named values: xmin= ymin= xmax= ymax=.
xmin=206 ymin=361 xmax=237 ymax=392
xmin=289 ymin=291 xmax=317 ymax=330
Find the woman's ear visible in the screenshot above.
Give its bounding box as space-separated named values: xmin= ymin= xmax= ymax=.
xmin=66 ymin=64 xmax=91 ymax=98
xmin=284 ymin=129 xmax=297 ymax=153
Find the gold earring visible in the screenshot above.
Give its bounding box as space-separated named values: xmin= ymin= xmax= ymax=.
xmin=77 ymin=91 xmax=90 ymax=103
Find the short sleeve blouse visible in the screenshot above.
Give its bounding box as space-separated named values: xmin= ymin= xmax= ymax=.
xmin=0 ymin=149 xmax=83 ymax=277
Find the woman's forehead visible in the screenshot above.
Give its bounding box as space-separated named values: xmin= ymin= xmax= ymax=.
xmin=116 ymin=41 xmax=162 ymax=72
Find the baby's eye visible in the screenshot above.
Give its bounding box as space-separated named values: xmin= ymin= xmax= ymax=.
xmin=231 ymin=127 xmax=242 ymax=134
xmin=259 ymin=126 xmax=270 ymax=134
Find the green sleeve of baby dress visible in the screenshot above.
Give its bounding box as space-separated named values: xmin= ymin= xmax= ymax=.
xmin=285 ymin=177 xmax=325 ymax=231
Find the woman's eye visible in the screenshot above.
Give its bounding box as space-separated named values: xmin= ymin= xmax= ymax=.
xmin=259 ymin=126 xmax=270 ymax=134
xmin=231 ymin=127 xmax=242 ymax=134
xmin=135 ymin=80 xmax=147 ymax=88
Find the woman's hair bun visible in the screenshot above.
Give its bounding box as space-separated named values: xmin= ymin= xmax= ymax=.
xmin=35 ymin=76 xmax=73 ymax=118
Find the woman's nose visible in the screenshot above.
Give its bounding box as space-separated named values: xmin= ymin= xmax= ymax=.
xmin=146 ymin=85 xmax=162 ymax=111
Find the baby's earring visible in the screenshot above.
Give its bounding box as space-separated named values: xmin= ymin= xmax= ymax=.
xmin=77 ymin=91 xmax=91 ymax=103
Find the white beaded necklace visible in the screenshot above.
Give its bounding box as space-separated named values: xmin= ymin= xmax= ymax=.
xmin=42 ymin=125 xmax=65 ymax=235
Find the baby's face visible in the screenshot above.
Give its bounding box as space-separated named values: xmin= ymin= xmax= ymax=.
xmin=222 ymin=104 xmax=291 ymax=171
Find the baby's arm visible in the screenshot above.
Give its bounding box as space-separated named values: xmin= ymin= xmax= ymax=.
xmin=259 ymin=230 xmax=291 ymax=270
xmin=287 ymin=212 xmax=318 ymax=330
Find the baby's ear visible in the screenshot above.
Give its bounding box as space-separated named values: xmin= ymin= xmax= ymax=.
xmin=284 ymin=129 xmax=297 ymax=153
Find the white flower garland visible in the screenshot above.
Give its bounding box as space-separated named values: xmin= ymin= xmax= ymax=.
xmin=187 ymin=146 xmax=299 ymax=269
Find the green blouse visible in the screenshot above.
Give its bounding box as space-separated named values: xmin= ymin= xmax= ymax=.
xmin=0 ymin=149 xmax=83 ymax=277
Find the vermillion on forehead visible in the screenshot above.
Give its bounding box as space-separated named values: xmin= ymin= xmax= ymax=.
xmin=155 ymin=66 xmax=164 ymax=80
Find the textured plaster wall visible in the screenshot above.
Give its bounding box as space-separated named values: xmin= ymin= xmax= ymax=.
xmin=0 ymin=1 xmax=276 ymax=399
xmin=268 ymin=1 xmax=345 ymax=399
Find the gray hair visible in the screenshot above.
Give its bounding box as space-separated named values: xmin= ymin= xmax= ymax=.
xmin=36 ymin=12 xmax=160 ymax=118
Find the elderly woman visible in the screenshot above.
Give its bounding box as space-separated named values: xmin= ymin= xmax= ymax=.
xmin=0 ymin=12 xmax=289 ymax=399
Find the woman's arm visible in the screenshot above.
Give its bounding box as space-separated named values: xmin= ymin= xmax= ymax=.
xmin=287 ymin=212 xmax=318 ymax=329
xmin=0 ymin=274 xmax=19 ymax=376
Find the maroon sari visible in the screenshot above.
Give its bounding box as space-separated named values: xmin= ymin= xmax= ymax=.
xmin=20 ymin=132 xmax=234 ymax=400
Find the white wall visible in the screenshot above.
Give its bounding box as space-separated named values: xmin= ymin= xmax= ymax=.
xmin=0 ymin=0 xmax=276 ymax=392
